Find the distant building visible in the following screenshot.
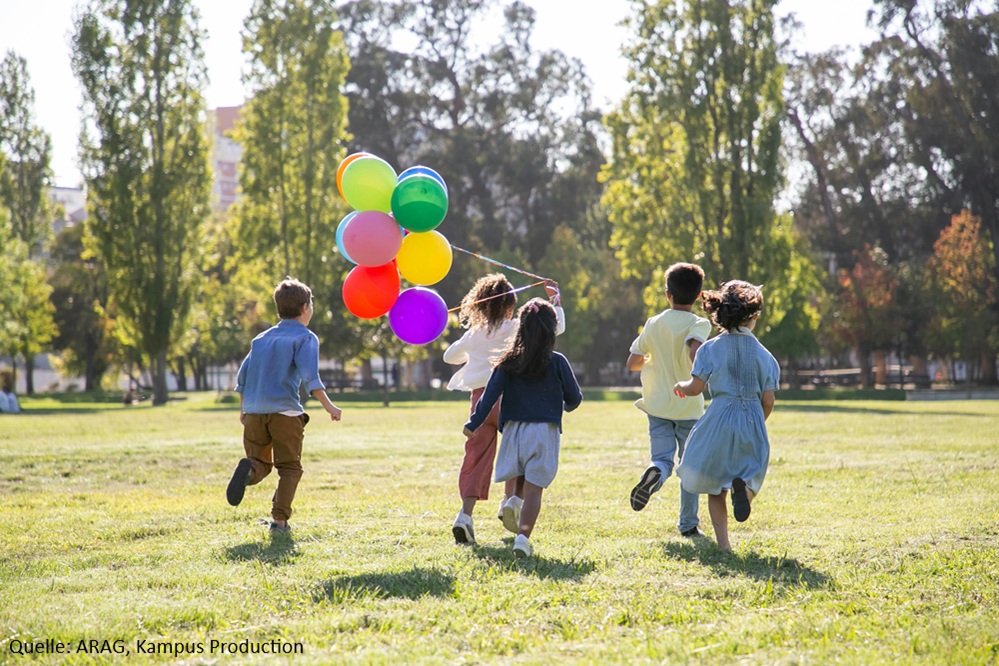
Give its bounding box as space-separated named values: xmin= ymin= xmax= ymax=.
xmin=48 ymin=186 xmax=86 ymax=236
xmin=212 ymin=106 xmax=242 ymax=211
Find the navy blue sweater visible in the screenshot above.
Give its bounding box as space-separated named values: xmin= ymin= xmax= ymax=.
xmin=465 ymin=352 xmax=583 ymax=433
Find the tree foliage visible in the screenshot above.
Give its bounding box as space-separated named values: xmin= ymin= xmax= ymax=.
xmin=926 ymin=210 xmax=998 ymax=382
xmin=72 ymin=0 xmax=212 ymax=404
xmin=0 ymin=51 xmax=55 ymax=257
xmin=47 ymin=224 xmax=114 ymax=391
xmin=338 ymin=0 xmax=626 ymax=371
xmin=603 ymin=0 xmax=820 ymax=365
xmin=235 ymin=0 xmax=353 ymax=364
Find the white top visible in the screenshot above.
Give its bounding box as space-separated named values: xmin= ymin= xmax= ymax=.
xmin=443 ymin=306 xmax=565 ymax=391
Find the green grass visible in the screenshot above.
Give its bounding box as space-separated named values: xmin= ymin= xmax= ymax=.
xmin=1 ymin=394 xmax=998 ymax=664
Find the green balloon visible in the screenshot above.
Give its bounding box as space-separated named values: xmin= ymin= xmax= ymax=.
xmin=341 ymin=156 xmax=397 ymax=212
xmin=391 ymin=174 xmax=449 ymax=232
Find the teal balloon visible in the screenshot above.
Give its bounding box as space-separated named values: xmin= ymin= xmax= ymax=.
xmin=391 ymin=174 xmax=449 ymax=232
xmin=341 ymin=156 xmax=397 ymax=212
xmin=335 ymin=212 xmax=358 ymax=264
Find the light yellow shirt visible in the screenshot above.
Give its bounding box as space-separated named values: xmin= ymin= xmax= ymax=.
xmin=630 ymin=309 xmax=711 ymax=420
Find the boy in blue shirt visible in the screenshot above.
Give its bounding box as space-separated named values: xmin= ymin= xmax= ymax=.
xmin=226 ymin=278 xmax=342 ymax=533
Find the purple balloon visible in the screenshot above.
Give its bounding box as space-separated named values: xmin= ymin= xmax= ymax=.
xmin=389 ymin=287 xmax=449 ymax=345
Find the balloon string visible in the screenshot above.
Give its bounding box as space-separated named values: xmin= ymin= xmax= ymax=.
xmin=447 ymin=281 xmax=547 ymax=313
xmin=450 ymin=244 xmax=548 ymax=281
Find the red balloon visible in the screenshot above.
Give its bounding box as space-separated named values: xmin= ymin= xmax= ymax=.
xmin=342 ymin=262 xmax=400 ymax=319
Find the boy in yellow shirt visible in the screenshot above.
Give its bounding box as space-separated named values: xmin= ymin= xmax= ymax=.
xmin=626 ymin=263 xmax=711 ymax=537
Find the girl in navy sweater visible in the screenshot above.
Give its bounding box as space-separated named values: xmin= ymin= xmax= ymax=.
xmin=464 ymin=298 xmax=582 ymax=558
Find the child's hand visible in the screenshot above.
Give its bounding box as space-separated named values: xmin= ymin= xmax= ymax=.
xmin=327 ymin=405 xmax=342 ymax=422
xmin=673 ymin=382 xmax=687 ymax=398
xmin=462 ymin=426 xmax=474 ymax=438
xmin=543 ymin=279 xmax=560 ymax=304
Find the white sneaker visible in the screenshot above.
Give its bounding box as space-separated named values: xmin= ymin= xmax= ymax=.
xmin=512 ymin=533 xmax=532 ymax=559
xmin=501 ymin=496 xmax=523 ymax=534
xmin=452 ymin=512 xmax=475 ymax=545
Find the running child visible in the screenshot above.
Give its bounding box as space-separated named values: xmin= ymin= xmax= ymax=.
xmin=463 ymin=298 xmax=582 ymax=558
xmin=673 ymin=280 xmax=779 ymax=551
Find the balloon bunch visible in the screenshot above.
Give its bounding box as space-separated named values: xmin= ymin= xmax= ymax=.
xmin=335 ymin=153 xmax=453 ymax=345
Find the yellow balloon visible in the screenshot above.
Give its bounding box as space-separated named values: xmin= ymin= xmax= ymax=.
xmin=396 ymin=230 xmax=453 ymax=285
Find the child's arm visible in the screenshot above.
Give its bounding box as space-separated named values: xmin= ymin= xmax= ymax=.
xmin=687 ymin=339 xmax=702 ymax=363
xmin=463 ymin=370 xmax=504 ymax=435
xmin=311 ymin=388 xmax=342 ymax=422
xmin=761 ymin=390 xmax=775 ymax=420
xmin=626 ymin=353 xmax=645 ymax=371
xmin=673 ymin=376 xmax=706 ymax=397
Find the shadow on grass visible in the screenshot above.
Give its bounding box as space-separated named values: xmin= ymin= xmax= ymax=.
xmin=313 ymin=568 xmax=455 ymax=602
xmin=224 ymin=534 xmax=299 ymax=565
xmin=663 ymin=540 xmax=831 ymax=588
xmin=470 ymin=543 xmax=596 ymax=581
xmin=776 ymin=403 xmax=991 ymax=417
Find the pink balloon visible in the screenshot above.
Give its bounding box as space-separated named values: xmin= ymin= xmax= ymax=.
xmin=341 ymin=211 xmax=403 ymax=267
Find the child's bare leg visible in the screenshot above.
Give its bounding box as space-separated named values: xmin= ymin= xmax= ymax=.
xmin=708 ymin=492 xmax=731 ymax=551
xmin=461 ymin=497 xmax=477 ymax=516
xmin=519 ymin=480 xmax=543 ymax=538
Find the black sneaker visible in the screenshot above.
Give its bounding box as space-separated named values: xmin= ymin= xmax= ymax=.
xmin=629 ymin=466 xmax=663 ymax=511
xmin=731 ymin=477 xmax=751 ymax=522
xmin=269 ymin=521 xmax=291 ymax=533
xmin=680 ymin=527 xmax=705 ymax=538
xmin=226 ymin=458 xmax=253 ymax=506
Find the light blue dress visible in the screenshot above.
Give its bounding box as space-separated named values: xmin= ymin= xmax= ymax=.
xmin=676 ymin=327 xmax=780 ymax=496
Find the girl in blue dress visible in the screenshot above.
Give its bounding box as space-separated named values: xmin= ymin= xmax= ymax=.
xmin=673 ymin=281 xmax=779 ymax=552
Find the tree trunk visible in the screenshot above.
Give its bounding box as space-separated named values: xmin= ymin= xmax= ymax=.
xmin=981 ymin=351 xmax=997 ymax=386
xmin=21 ymin=347 xmax=35 ymax=394
xmin=873 ymin=350 xmax=888 ymax=387
xmin=152 ymin=349 xmax=169 ymax=405
xmin=858 ymin=345 xmax=874 ymax=388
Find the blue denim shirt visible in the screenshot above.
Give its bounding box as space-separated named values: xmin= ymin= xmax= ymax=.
xmin=235 ymin=319 xmax=326 ymax=414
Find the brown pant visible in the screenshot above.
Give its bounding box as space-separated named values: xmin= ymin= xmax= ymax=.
xmin=241 ymin=413 xmax=308 ymax=522
xmin=458 ymin=388 xmax=501 ymax=500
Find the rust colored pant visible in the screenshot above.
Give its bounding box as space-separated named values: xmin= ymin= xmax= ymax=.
xmin=241 ymin=412 xmax=309 ymax=522
xmin=458 ymin=387 xmax=501 ymax=500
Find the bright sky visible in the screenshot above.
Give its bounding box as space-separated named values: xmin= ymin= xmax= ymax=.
xmin=0 ymin=0 xmax=878 ymax=188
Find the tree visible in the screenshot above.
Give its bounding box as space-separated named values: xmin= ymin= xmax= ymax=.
xmin=603 ymin=0 xmax=790 ymax=318
xmin=72 ymin=0 xmax=212 ymax=404
xmin=235 ymin=0 xmax=352 ymax=364
xmin=0 ymin=51 xmax=55 ymax=257
xmin=47 ymin=224 xmax=114 ymax=391
xmin=338 ymin=0 xmax=621 ymax=379
xmin=926 ymin=210 xmax=998 ymax=384
xmin=870 ymin=0 xmax=999 ymax=322
xmin=831 ymin=245 xmax=898 ymax=388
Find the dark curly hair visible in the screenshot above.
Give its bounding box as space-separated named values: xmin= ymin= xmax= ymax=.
xmin=497 ymin=298 xmax=558 ymax=380
xmin=458 ymin=273 xmax=517 ymax=333
xmin=702 ymin=280 xmax=764 ymax=332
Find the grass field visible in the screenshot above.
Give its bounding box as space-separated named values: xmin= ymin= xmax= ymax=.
xmin=1 ymin=393 xmax=997 ymax=664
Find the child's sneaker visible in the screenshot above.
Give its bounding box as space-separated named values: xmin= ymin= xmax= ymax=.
xmin=512 ymin=533 xmax=532 ymax=559
xmin=731 ymin=477 xmax=751 ymax=522
xmin=452 ymin=512 xmax=475 ymax=545
xmin=500 ymin=496 xmax=523 ymax=534
xmin=226 ymin=458 xmax=253 ymax=506
xmin=629 ymin=465 xmax=662 ymax=511
xmin=269 ymin=521 xmax=291 ymax=533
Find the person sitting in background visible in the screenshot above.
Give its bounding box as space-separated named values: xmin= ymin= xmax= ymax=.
xmin=0 ymin=385 xmax=21 ymax=414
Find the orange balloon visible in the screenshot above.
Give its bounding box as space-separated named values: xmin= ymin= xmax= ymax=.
xmin=336 ymin=152 xmax=370 ymax=201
